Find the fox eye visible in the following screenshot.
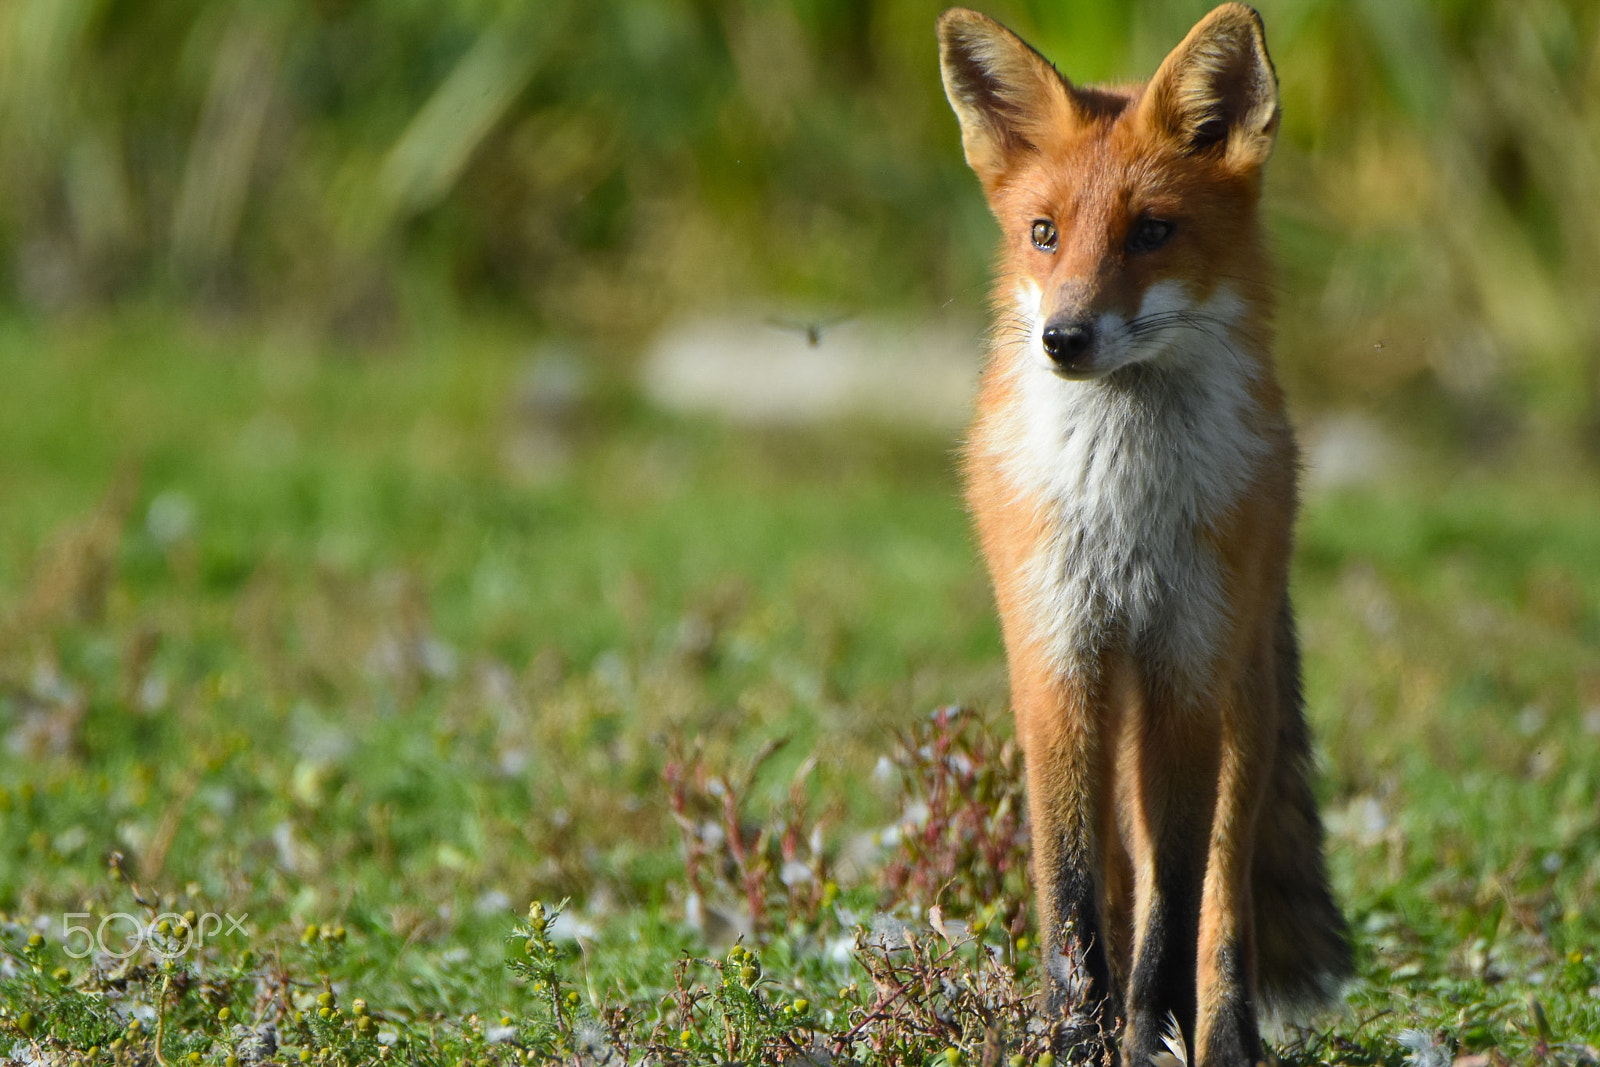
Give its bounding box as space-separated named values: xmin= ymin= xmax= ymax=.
xmin=1030 ymin=219 xmax=1058 ymax=252
xmin=1127 ymin=217 xmax=1174 ymax=254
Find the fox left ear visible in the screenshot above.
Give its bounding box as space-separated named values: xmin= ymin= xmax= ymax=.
xmin=1138 ymin=3 xmax=1279 ymax=169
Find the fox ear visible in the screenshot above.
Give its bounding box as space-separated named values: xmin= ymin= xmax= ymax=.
xmin=1139 ymin=3 xmax=1279 ymax=169
xmin=937 ymin=8 xmax=1074 ymax=192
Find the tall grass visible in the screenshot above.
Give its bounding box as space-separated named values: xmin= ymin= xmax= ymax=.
xmin=1 ymin=0 xmax=1597 ymax=435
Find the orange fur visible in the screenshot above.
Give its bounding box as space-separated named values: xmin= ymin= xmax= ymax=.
xmin=938 ymin=6 xmax=1349 ymax=1065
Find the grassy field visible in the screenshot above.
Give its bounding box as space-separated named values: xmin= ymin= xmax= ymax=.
xmin=2 ymin=310 xmax=1599 ymax=1065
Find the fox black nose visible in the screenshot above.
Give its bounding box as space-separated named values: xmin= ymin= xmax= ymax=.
xmin=1041 ymin=320 xmax=1095 ymax=368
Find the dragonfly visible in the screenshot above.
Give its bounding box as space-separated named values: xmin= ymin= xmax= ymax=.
xmin=764 ymin=313 xmax=853 ymax=347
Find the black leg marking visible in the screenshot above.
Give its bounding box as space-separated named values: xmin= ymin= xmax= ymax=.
xmin=1046 ymin=858 xmax=1119 ymax=1063
xmin=1126 ymin=851 xmax=1202 ymax=1062
xmin=1202 ymin=942 xmax=1262 ymax=1067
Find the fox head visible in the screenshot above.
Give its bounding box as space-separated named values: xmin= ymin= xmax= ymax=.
xmin=938 ymin=4 xmax=1280 ymax=380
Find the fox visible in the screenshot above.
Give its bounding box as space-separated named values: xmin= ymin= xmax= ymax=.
xmin=935 ymin=5 xmax=1350 ymax=1064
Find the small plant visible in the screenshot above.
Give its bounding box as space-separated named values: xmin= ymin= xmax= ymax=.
xmin=664 ymin=737 xmax=835 ymax=938
xmin=508 ymin=900 xmax=637 ymax=1064
xmin=877 ymin=707 xmax=1032 ymax=946
xmin=649 ymin=941 xmax=823 ymax=1065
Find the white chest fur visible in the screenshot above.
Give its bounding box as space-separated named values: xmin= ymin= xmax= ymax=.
xmin=985 ymin=284 xmax=1269 ymax=682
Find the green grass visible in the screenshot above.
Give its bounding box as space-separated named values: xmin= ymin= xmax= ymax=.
xmin=2 ymin=311 xmax=1598 ymax=1064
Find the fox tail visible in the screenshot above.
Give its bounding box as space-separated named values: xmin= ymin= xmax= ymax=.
xmin=1252 ymin=597 xmax=1354 ymax=1013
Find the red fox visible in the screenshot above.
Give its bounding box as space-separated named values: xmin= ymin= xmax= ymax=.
xmin=936 ymin=5 xmax=1350 ymax=1064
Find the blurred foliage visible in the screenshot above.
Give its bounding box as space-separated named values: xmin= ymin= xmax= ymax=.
xmin=1 ymin=0 xmax=1597 ymax=431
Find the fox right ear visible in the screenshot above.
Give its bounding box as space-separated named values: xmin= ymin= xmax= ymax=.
xmin=937 ymin=9 xmax=1073 ymax=193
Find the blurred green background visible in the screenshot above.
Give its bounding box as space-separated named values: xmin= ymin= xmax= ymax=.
xmin=2 ymin=0 xmax=1597 ymax=432
xmin=2 ymin=1 xmax=1600 ymax=1058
